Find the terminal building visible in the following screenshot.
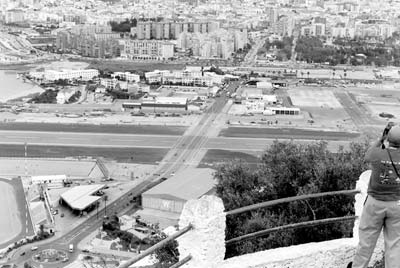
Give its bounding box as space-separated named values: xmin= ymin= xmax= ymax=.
xmin=59 ymin=184 xmax=105 ymax=215
xmin=122 ymin=97 xmax=188 ymax=113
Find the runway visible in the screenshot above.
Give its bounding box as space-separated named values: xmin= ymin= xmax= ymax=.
xmin=0 ymin=130 xmax=353 ymax=153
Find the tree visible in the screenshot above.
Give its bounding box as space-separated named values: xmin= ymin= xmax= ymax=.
xmin=215 ymin=140 xmax=369 ymax=258
xmin=152 ymin=231 xmax=179 ymax=267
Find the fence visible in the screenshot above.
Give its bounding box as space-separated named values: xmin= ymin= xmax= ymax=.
xmin=119 ymin=170 xmax=384 ymax=268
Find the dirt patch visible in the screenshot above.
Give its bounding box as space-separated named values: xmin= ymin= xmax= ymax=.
xmin=288 ymin=88 xmax=342 ymax=108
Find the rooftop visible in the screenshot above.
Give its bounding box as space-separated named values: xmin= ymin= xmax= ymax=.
xmin=60 ymin=184 xmax=105 ymax=210
xmin=142 ymin=168 xmax=216 ymax=201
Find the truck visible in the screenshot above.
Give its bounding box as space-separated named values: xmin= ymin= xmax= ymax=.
xmin=69 ymin=244 xmax=74 ymax=253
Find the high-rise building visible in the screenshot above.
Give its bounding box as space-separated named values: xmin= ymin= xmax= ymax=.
xmin=5 ymin=9 xmax=24 ymax=24
xmin=266 ymin=6 xmax=279 ymax=24
xmin=135 ymin=20 xmax=219 ymax=40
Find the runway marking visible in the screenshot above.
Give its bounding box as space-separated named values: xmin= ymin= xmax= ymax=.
xmin=111 ymin=139 xmax=142 ymax=142
xmin=3 ymin=136 xmax=33 ymax=139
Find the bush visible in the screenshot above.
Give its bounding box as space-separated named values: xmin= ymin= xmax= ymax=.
xmin=29 ymin=89 xmax=59 ymax=104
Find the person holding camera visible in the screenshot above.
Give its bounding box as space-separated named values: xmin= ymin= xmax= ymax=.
xmin=348 ymin=123 xmax=400 ymax=268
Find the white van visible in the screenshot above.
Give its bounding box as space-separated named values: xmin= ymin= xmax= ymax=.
xmin=69 ymin=244 xmax=74 ymax=253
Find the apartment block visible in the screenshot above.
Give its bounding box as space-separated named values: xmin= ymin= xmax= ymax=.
xmin=121 ymin=40 xmax=174 ymax=60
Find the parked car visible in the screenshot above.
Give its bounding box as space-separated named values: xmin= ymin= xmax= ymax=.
xmin=20 ymin=252 xmax=25 ymax=256
xmin=31 ymin=246 xmax=38 ymax=251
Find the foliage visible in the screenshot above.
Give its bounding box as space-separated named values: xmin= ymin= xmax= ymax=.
xmin=215 ymin=140 xmax=369 ymax=258
xmin=110 ymin=17 xmax=164 ymax=33
xmin=102 ymin=214 xmax=178 ymax=266
xmin=209 ymin=66 xmax=225 ymax=75
xmin=106 ymin=89 xmax=130 ymax=99
xmin=296 ymin=36 xmax=399 ymax=66
xmin=67 ymin=91 xmax=81 ymax=104
xmin=29 ymin=89 xmax=59 ymax=104
xmin=53 ymin=79 xmax=70 ymax=86
xmin=152 ymin=231 xmax=179 ymax=267
xmin=258 ymin=37 xmax=293 ymax=60
xmin=110 ymin=19 xmax=137 ymax=32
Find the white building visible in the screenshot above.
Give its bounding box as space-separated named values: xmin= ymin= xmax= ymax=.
xmin=144 ymin=70 xmax=217 ymax=86
xmin=31 ymin=175 xmax=67 ymax=189
xmin=44 ymin=69 xmax=99 ymax=81
xmin=111 ymin=72 xmax=140 ymax=82
xmin=331 ymin=24 xmax=355 ymax=39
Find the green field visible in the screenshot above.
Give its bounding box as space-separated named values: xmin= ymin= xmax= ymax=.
xmin=0 ymin=122 xmax=187 ymax=136
xmin=0 ymin=144 xmax=168 ymax=164
xmin=219 ymin=127 xmax=360 ymax=140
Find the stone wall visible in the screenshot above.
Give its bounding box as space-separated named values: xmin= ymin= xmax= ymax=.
xmin=177 ymin=170 xmax=385 ymax=268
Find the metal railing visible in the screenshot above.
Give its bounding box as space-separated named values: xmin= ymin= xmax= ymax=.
xmin=225 ymin=189 xmax=361 ymax=245
xmin=170 ymin=255 xmax=192 ymax=268
xmin=119 ymin=189 xmax=361 ymax=268
xmin=226 ymin=216 xmax=357 ymax=245
xmin=118 ymin=224 xmax=193 ymax=268
xmin=226 ymin=189 xmax=360 ymax=216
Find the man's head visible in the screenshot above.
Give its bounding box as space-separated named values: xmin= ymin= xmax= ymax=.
xmin=388 ymin=126 xmax=400 ymax=148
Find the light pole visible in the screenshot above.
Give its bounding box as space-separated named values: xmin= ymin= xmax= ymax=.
xmin=24 ymin=141 xmax=28 ymax=178
xmin=104 ymin=195 xmax=108 ymax=217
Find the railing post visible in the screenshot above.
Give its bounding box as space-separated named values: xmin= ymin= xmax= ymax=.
xmin=177 ymin=195 xmax=226 ymax=268
xmin=352 ymin=170 xmax=371 ymax=242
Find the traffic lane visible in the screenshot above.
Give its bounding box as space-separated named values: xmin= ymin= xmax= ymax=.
xmin=0 ymin=131 xmax=179 ymax=148
xmin=206 ymin=137 xmax=352 ymax=152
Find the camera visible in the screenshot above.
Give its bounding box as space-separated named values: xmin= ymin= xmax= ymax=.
xmin=381 ymin=122 xmax=395 ymax=148
xmin=383 ymin=122 xmax=395 ymax=137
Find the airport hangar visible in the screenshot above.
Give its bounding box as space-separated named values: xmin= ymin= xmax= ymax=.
xmin=141 ymin=168 xmax=216 ymax=215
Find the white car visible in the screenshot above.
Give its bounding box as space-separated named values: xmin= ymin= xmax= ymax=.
xmin=31 ymin=246 xmax=38 ymax=251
